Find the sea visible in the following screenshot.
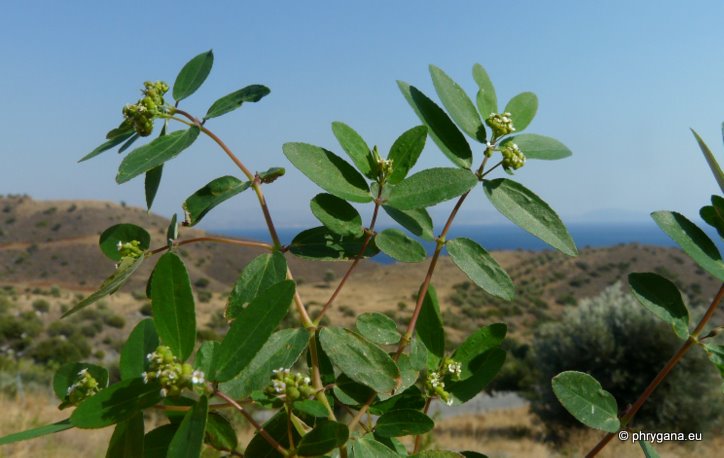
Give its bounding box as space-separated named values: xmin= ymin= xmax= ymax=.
xmin=215 ymin=221 xmax=721 ymax=265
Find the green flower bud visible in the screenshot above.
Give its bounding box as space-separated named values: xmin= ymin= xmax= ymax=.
xmin=486 ymin=112 xmax=515 ymax=138
xmin=500 ymin=143 xmax=526 ymax=171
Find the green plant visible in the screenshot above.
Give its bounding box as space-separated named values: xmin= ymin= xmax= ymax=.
xmin=0 ymin=52 xmax=577 ymax=456
xmin=549 ymin=131 xmax=724 ymax=457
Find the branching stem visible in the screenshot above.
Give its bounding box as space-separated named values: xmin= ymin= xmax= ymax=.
xmin=148 ymin=236 xmax=272 ymax=255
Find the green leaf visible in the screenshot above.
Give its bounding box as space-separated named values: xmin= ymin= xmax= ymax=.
xmin=166 ymin=213 xmax=179 ymax=246
xmin=628 ymin=273 xmax=689 ymax=339
xmin=0 ymin=419 xmax=72 ymax=446
xmin=53 ymin=362 xmax=109 ymax=404
xmin=409 ymin=335 xmax=428 ymax=371
xmin=143 ymin=424 xmax=177 ymax=458
xmin=118 ymin=133 xmax=140 ymax=154
xmin=374 ymin=409 xmax=434 ymax=437
xmin=417 ymin=285 xmax=445 ymax=369
xmin=293 ymin=399 xmax=330 ymax=418
xmin=383 ymin=206 xmax=434 ymax=241
xmin=398 ymin=81 xmax=472 ymax=168
xmin=500 ymin=134 xmax=572 ymax=160
xmin=310 ymin=193 xmax=364 ymax=237
xmin=320 ymin=327 xmax=400 ymax=394
xmin=182 ymin=175 xmax=251 ymax=226
xmin=351 ymin=435 xmax=400 ymax=457
xmin=376 ymin=228 xmax=426 ymax=262
xmin=703 ymin=344 xmax=724 ymax=379
xmin=205 ymin=412 xmax=238 ymax=453
xmin=258 ymin=166 xmax=286 ymax=183
xmin=334 ymin=373 xmax=376 ymax=406
xmin=692 ymin=128 xmax=724 ymax=193
xmin=99 ymin=223 xmax=151 ymax=262
xmin=651 ymin=211 xmax=724 ymax=281
xmin=204 ymin=84 xmax=270 ymax=120
xmin=297 ymin=421 xmax=349 ymax=456
xmin=283 ymin=142 xmax=372 ymax=203
xmin=387 ymin=125 xmax=428 ymax=184
xmin=71 ymin=378 xmax=162 ymax=428
xmin=551 ymin=371 xmax=620 ymax=432
xmin=167 ymin=396 xmax=208 ymax=458
xmin=430 ymin=65 xmax=485 ymax=142
xmin=62 ymin=255 xmax=144 ymax=318
xmin=446 ymin=238 xmax=514 ymax=300
xmin=504 ymin=92 xmax=538 ymax=132
xmin=452 ymin=323 xmax=507 ymax=379
xmin=79 ymin=130 xmax=135 ymax=162
xmin=370 ymin=386 xmax=426 ymax=416
xmin=332 ymin=122 xmax=376 ymax=179
xmin=356 ymin=312 xmax=401 ymax=345
xmin=387 ymin=168 xmax=477 ymax=210
xmin=448 ymin=348 xmax=506 ymax=402
xmin=484 ymin=178 xmax=577 ymax=256
xmin=226 ymin=252 xmax=288 ymax=320
xmin=412 ymin=451 xmax=465 ymax=458
xmin=211 ymin=280 xmax=295 ymax=382
xmin=173 ymin=50 xmax=214 ymax=102
xmin=144 ymin=165 xmax=163 ymax=210
xmin=461 ymin=452 xmax=488 ymax=458
xmin=245 ymin=411 xmax=299 ymax=457
xmin=472 ymin=64 xmax=497 ymax=118
xmin=193 ymin=341 xmax=218 ymax=375
xmin=700 ymin=195 xmax=724 ymax=238
xmin=639 ymin=440 xmax=661 ymax=458
xmin=116 ymin=127 xmax=200 ymax=184
xmin=289 ymin=226 xmax=378 ymax=261
xmin=106 ymin=411 xmax=144 ymax=458
xmin=220 ymin=328 xmax=308 ymax=398
xmin=151 ymin=252 xmax=196 ymax=361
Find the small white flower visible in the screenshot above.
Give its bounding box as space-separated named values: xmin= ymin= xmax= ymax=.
xmin=116 ymin=240 xmax=123 ymax=251
xmin=159 ymin=388 xmax=168 ymax=398
xmin=141 ymin=372 xmax=149 ymax=383
xmin=191 ymin=370 xmax=205 ymax=385
xmin=272 ymin=380 xmax=286 ymax=393
xmin=445 ymin=398 xmax=454 ymax=406
xmin=77 ymin=368 xmax=89 ymax=377
xmin=303 ymin=376 xmax=311 ymax=385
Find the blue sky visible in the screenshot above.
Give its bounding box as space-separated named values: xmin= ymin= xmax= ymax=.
xmin=2 ymin=1 xmax=724 ymax=231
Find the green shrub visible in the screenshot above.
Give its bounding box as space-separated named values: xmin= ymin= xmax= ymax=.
xmin=32 ymin=298 xmax=50 ymax=313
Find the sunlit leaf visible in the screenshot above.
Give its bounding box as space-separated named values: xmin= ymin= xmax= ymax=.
xmin=204 ymin=85 xmax=270 ymax=120
xmin=173 ymin=50 xmax=214 ymax=102
xmin=116 ymin=127 xmax=200 ymax=184
xmin=551 ymin=371 xmax=620 ymax=432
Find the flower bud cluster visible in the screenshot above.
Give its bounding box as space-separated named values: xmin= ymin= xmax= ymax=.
xmin=116 ymin=240 xmax=144 ymax=259
xmin=264 ymin=368 xmax=314 ymax=402
xmin=424 ymin=357 xmax=462 ymax=406
xmin=61 ymin=368 xmax=100 ymax=408
xmin=501 ymin=143 xmax=526 ymax=171
xmin=486 ymin=112 xmax=515 ymax=138
xmin=142 ymin=345 xmax=206 ymax=398
xmin=122 ymin=81 xmax=170 ymax=136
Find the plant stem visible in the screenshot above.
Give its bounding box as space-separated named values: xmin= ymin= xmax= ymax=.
xmin=214 ymin=390 xmax=288 ymax=456
xmin=413 ymin=397 xmax=433 ymax=453
xmin=585 ymin=283 xmax=724 ymax=457
xmin=148 ymin=236 xmax=273 ymax=255
xmin=317 ymin=191 xmax=383 ymax=322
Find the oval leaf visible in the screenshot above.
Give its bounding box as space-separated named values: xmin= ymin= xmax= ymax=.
xmin=376 ymin=228 xmax=426 ymax=262
xmin=167 ymin=396 xmax=208 ymax=458
xmin=387 ymin=125 xmax=428 ymax=184
xmin=387 ymin=168 xmax=477 ymax=210
xmin=144 ymin=164 xmax=163 ymax=210
xmin=310 ymin=193 xmax=364 ymax=237
xmin=375 ymin=409 xmax=434 ymax=437
xmin=99 ymin=223 xmax=151 ymax=261
xmin=700 ymin=195 xmax=724 ymax=238
xmin=356 ymin=312 xmax=401 ymax=345
xmin=62 ymin=255 xmax=144 ymax=318
xmin=332 ymin=122 xmax=375 ymax=179
xmin=289 ymin=226 xmax=378 ymax=261
xmin=106 ymin=411 xmax=144 ymax=458
xmin=226 ymin=252 xmax=288 ymax=320
xmin=398 ymin=81 xmax=472 ymax=168
xmin=472 ymin=63 xmax=498 ymax=118
xmin=173 ymin=50 xmax=214 ymax=102
xmin=116 ymin=127 xmax=200 ymax=184
xmin=297 ymin=421 xmax=349 ymax=456
xmin=245 ymin=411 xmax=299 ymax=457
xmin=143 ymin=424 xmax=177 ymax=458
xmin=319 ymin=327 xmax=400 ymax=394
xmin=628 ymin=273 xmax=689 ymax=339
xmin=446 ymin=238 xmax=514 ymax=300
xmin=417 ymin=284 xmax=445 ymax=369
xmin=182 ymin=175 xmax=251 ymax=226
xmin=71 ymin=378 xmax=162 ymax=429
xmin=211 ymin=280 xmax=295 ymax=382
xmin=504 ymin=92 xmax=538 ymax=132
xmin=205 ymin=412 xmax=238 ymax=453
xmin=448 ymin=348 xmax=506 ymax=403
xmin=383 ymin=205 xmax=434 ymax=241
xmin=501 ymin=134 xmax=572 ymax=160
xmin=351 ymin=435 xmax=400 ymax=458
xmin=293 ymin=399 xmax=330 ymax=418
xmin=551 ymin=371 xmax=620 ymax=433
xmin=120 ymin=319 xmax=159 ymax=380
xmin=651 ymin=211 xmax=724 ymax=281
xmin=151 ymin=252 xmax=196 ymax=361
xmin=452 ymin=323 xmax=507 ymax=379
xmin=430 ymin=65 xmax=485 ymax=142
xmin=283 ymin=142 xmax=372 ymax=203
xmin=484 ymin=178 xmax=577 ymax=256
xmin=204 ymin=84 xmax=270 ymax=120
